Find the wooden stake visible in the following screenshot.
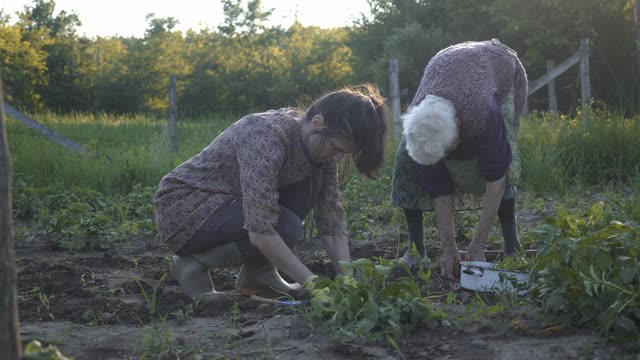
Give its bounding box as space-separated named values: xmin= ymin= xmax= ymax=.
xmin=580 ymin=39 xmax=592 ymax=123
xmin=635 ymin=0 xmax=640 ymax=67
xmin=389 ymin=58 xmax=401 ymax=138
xmin=0 ymin=72 xmax=22 ymax=360
xmin=547 ymin=60 xmax=558 ymax=113
xmin=168 ymin=75 xmax=179 ymax=155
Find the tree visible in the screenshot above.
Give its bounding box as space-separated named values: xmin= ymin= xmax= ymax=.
xmin=17 ymin=0 xmax=87 ymax=111
xmin=0 ymin=72 xmax=21 ymax=360
xmin=0 ymin=18 xmax=50 ymax=108
xmin=144 ymin=13 xmax=179 ymax=38
xmin=218 ymin=0 xmax=274 ymax=36
xmin=349 ymin=0 xmax=451 ymax=98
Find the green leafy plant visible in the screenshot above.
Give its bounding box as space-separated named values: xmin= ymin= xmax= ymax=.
xmin=30 ymin=287 xmax=53 ymax=313
xmin=494 ymin=254 xmax=534 ymax=273
xmin=23 ymin=340 xmax=73 ymax=360
xmin=14 ymin=182 xmax=156 ymax=250
xmin=532 ymin=202 xmax=640 ymax=342
xmin=306 ymin=257 xmax=446 ymax=341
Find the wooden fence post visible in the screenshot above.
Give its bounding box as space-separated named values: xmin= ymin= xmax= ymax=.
xmin=168 ymin=75 xmax=179 ymax=154
xmin=547 ymin=60 xmax=558 ymax=113
xmin=580 ymin=39 xmax=591 ymax=122
xmin=634 ymin=0 xmax=640 ymax=66
xmin=0 ymin=75 xmax=21 ymax=360
xmin=389 ymin=58 xmax=402 ymax=138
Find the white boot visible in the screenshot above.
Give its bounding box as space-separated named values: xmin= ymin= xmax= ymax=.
xmin=170 ymin=242 xmax=241 ymax=303
xmin=236 ymin=262 xmax=302 ymax=295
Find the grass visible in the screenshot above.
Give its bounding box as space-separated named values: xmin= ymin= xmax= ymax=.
xmin=519 ymin=108 xmax=640 ymax=193
xmin=8 ymin=106 xmax=640 ymax=249
xmin=9 ymin=106 xmax=640 ymax=195
xmin=7 ymin=110 xmax=237 ymax=193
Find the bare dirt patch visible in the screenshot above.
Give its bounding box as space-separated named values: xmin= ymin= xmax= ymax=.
xmin=16 ymin=230 xmax=638 ymax=359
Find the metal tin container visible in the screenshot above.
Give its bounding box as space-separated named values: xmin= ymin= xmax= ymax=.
xmin=459 ymin=261 xmax=530 ymax=295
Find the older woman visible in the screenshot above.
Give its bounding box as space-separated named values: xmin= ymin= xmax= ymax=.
xmin=154 ymin=85 xmax=388 ymax=302
xmin=391 ymin=39 xmax=528 ymax=278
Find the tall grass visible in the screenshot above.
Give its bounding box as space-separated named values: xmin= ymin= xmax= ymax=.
xmin=7 ymin=111 xmax=236 ymax=193
xmin=519 ymin=108 xmax=640 ymax=193
xmin=7 ymin=107 xmax=640 ymax=195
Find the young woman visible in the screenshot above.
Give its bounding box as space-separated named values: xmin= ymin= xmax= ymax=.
xmin=154 ymin=85 xmax=388 ymax=302
xmin=391 ymin=39 xmax=528 ymax=278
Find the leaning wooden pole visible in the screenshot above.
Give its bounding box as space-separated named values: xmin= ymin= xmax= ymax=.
xmin=0 ymin=74 xmax=21 ymax=359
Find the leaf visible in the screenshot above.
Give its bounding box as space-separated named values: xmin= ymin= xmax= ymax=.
xmin=446 ymin=291 xmax=456 ymax=305
xmin=595 ymin=253 xmax=613 ymax=270
xmin=615 ymin=316 xmax=638 ymax=333
xmin=374 ymin=264 xmax=392 ymax=276
xmin=545 ymin=294 xmax=565 ymax=313
xmin=356 ymin=317 xmax=377 ymax=332
xmin=619 ymin=269 xmax=637 ymax=284
xmin=352 ymin=258 xmax=371 ymax=266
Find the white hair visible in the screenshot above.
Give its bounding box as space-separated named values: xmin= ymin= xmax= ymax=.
xmin=402 ymin=95 xmax=458 ymax=166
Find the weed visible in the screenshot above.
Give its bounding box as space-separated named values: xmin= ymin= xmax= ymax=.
xmin=133 ymin=272 xmax=196 ymax=358
xmin=171 ymin=308 xmax=193 ymax=326
xmin=306 ymin=257 xmax=446 ymax=342
xmin=30 ymin=287 xmax=53 ymax=313
xmin=79 ymin=272 xmax=96 ymax=287
xmin=532 ymin=202 xmax=640 ymax=342
xmin=23 ymin=340 xmax=73 ymax=360
xmin=494 ymin=254 xmax=534 ymax=273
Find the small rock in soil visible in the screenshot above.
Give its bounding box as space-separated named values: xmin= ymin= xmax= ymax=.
xmin=564 ymin=348 xmax=578 ymax=358
xmin=471 ymin=339 xmax=488 ymax=349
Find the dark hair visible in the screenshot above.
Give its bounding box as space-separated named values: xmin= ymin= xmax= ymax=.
xmin=305 ymin=84 xmax=389 ymax=178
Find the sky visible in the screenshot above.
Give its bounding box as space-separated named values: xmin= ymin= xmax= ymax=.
xmin=1 ymin=0 xmax=371 ymax=38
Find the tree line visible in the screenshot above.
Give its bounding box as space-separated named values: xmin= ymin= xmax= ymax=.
xmin=1 ymin=0 xmax=638 ymax=116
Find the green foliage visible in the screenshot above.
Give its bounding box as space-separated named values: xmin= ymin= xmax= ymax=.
xmin=23 ymin=340 xmax=73 ymax=360
xmin=14 ymin=181 xmax=156 ymax=250
xmin=306 ymin=258 xmax=446 ymax=341
xmin=494 ymin=254 xmax=534 ymax=273
xmin=0 ymin=14 xmax=50 ymax=108
xmin=2 ymin=0 xmax=639 ymax=113
xmin=520 ymin=109 xmax=640 ymax=191
xmin=446 ymin=0 xmax=639 ymax=112
xmin=341 ymin=172 xmax=397 ymax=240
xmin=134 ymin=273 xmax=192 ymax=359
xmin=7 ymin=111 xmax=235 ymax=192
xmin=349 ymin=0 xmax=450 ymax=87
xmin=532 ymin=202 xmax=640 ymax=342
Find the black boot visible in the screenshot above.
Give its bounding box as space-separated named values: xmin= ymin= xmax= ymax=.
xmin=398 ymin=208 xmax=428 ymax=268
xmin=498 ymin=197 xmax=521 ymax=256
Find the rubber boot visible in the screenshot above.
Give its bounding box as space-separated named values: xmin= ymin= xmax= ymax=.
xmin=236 ymin=262 xmax=302 ymax=295
xmin=397 ymin=209 xmax=429 ymax=270
xmin=170 ymin=241 xmax=241 ymax=303
xmin=498 ymin=198 xmax=522 ymax=256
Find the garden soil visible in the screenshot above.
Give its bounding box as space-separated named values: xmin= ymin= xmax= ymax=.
xmin=16 ymin=216 xmax=638 ymax=359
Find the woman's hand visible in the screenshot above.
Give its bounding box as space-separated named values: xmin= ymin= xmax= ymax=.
xmin=439 ymin=244 xmax=461 ymax=279
xmin=319 ymin=234 xmax=351 ymax=275
xmin=248 ymin=232 xmax=314 ymax=285
xmin=465 ymin=241 xmax=486 ymax=262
